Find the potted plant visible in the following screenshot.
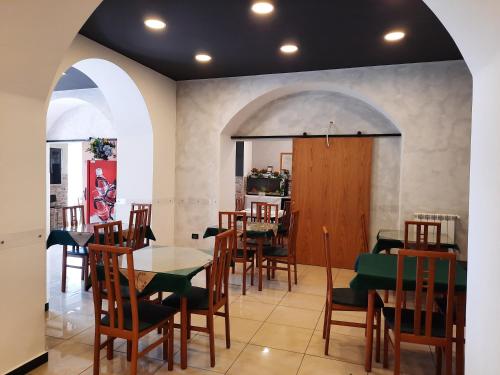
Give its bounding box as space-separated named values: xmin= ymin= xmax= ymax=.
xmin=87 ymin=138 xmax=116 ymax=160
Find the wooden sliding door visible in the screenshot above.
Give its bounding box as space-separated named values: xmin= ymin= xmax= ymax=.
xmin=292 ymin=138 xmax=373 ymax=269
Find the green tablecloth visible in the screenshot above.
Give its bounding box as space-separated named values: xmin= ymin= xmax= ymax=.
xmin=46 ymin=226 xmax=156 ymax=249
xmin=372 ymin=229 xmax=459 ymax=254
xmin=350 ymin=253 xmax=467 ymax=292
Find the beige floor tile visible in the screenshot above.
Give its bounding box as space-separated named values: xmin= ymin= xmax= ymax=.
xmin=227 ymin=344 xmax=303 ymax=375
xmin=267 ymin=305 xmax=321 ymax=329
xmin=298 ymin=355 xmax=367 ymax=375
xmin=250 ymin=322 xmax=313 ymax=353
xmin=197 ymin=316 xmax=262 ymax=344
xmin=306 ymin=331 xmax=366 ymax=365
xmin=45 ymin=336 xmax=65 ymax=350
xmin=229 ymin=298 xmax=275 ymax=321
xmin=45 ymin=312 xmax=94 ymax=339
xmin=29 ymin=340 xmax=96 ymax=375
xmin=279 ymin=292 xmax=325 ymax=311
xmin=71 ymin=327 xmax=123 ymax=348
xmin=240 ymin=287 xmax=287 ymax=305
xmin=155 ymin=363 xmax=220 ymax=374
xmin=173 ymin=334 xmax=245 ymax=373
xmin=80 ymin=351 xmax=164 ymax=375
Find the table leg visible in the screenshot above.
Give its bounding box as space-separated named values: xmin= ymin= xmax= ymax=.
xmin=180 ymin=297 xmax=188 ymax=369
xmin=365 ymin=290 xmax=375 ymax=372
xmin=455 ymin=292 xmax=466 ymax=375
xmin=258 ymin=238 xmax=263 ymax=291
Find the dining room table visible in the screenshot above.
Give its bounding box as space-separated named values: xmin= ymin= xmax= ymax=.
xmin=350 ymin=253 xmax=467 ymax=374
xmin=372 ymin=229 xmax=459 ymax=254
xmin=204 ymin=221 xmax=278 ymax=291
xmin=46 ymin=222 xmax=156 ymax=249
xmin=113 ymin=245 xmax=213 ymax=369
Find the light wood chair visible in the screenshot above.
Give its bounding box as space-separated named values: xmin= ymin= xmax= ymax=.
xmin=88 ymin=243 xmax=175 ymax=375
xmin=404 ymin=220 xmax=442 ymax=250
xmin=322 ymin=226 xmax=383 ymax=358
xmin=219 ymin=211 xmax=254 ymax=295
xmin=131 ymin=203 xmax=152 ymax=245
xmin=261 ymin=210 xmax=300 ymax=291
xmin=126 ymin=208 xmax=148 ymax=250
xmin=162 ymin=229 xmax=234 ymax=367
xmin=235 ymin=196 xmax=245 ymax=211
xmin=61 ymin=204 xmax=88 ymax=292
xmin=383 ymin=249 xmax=456 ymax=375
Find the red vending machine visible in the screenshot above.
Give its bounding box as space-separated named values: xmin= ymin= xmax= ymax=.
xmin=86 ymin=160 xmax=117 ymax=223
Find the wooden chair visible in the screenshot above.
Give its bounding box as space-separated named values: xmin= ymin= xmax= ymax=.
xmin=322 ymin=226 xmax=383 ymax=358
xmin=235 ymin=196 xmax=245 ymax=211
xmin=261 ymin=210 xmax=300 ymax=291
xmin=277 ymin=200 xmax=291 ymax=246
xmin=383 ymin=249 xmax=456 ymax=375
xmin=88 ymin=243 xmax=175 ymax=375
xmin=162 ymin=229 xmax=234 ymax=367
xmin=61 ymin=205 xmax=88 ymax=293
xmin=126 ymin=209 xmax=148 ymax=250
xmin=250 ymin=201 xmax=265 ymax=222
xmin=131 ymin=203 xmax=152 ymax=245
xmin=404 ymin=220 xmax=442 ymax=250
xmin=219 ymin=211 xmax=254 ymax=295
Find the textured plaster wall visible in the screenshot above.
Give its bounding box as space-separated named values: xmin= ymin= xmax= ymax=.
xmin=176 ymin=61 xmax=472 ymax=257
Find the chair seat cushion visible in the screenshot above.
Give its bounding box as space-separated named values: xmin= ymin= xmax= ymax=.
xmin=383 ymin=307 xmax=447 ymax=337
xmin=162 ymin=286 xmax=212 ymax=311
xmin=263 ymin=246 xmax=289 ymax=258
xmin=332 ymin=288 xmax=384 ymax=309
xmin=235 ymin=248 xmax=255 ymax=259
xmin=101 ymin=301 xmax=176 ymax=331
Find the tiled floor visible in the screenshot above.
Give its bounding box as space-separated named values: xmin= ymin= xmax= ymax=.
xmin=34 ymin=245 xmax=439 ymax=375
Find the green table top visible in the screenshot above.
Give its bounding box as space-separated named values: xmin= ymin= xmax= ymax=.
xmin=350 ymin=253 xmax=467 ymax=292
xmin=203 ymin=223 xmax=278 ymax=239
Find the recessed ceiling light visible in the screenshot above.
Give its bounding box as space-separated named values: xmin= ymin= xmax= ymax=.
xmin=195 ymin=54 xmax=212 ymax=63
xmin=144 ymin=18 xmax=166 ymax=30
xmin=384 ymin=31 xmax=405 ymax=42
xmin=251 ymin=2 xmax=274 ymax=15
xmin=280 ymin=44 xmax=299 ymax=54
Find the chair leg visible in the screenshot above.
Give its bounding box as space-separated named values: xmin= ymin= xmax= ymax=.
xmin=242 ymin=259 xmax=247 ymax=295
xmin=106 ymin=336 xmax=114 ymax=360
xmin=287 ymin=262 xmax=292 ymax=292
xmin=394 ymin=335 xmax=401 ymax=375
xmin=224 ymin=301 xmax=231 ymax=349
xmin=272 ymin=260 xmax=276 ymax=279
xmin=130 ymin=340 xmax=139 ymax=375
xmin=207 ymin=314 xmax=216 ymax=367
xmin=384 ymin=290 xmax=389 ymax=303
xmin=93 ymin=328 xmax=101 ymax=375
xmin=324 ymin=305 xmax=332 ymax=355
xmin=435 ymin=346 xmax=442 ymax=375
xmin=383 ymin=319 xmax=389 ymax=368
xmin=294 ymin=260 xmax=298 ymax=285
xmin=168 ymin=319 xmax=174 ymax=370
xmin=187 ymin=313 xmax=191 ymax=339
xmin=127 ymin=340 xmax=131 ymax=361
xmin=83 ymin=256 xmax=90 ymax=290
xmin=376 ymin=309 xmax=381 ymax=363
xmin=250 ymin=257 xmax=255 ymax=286
xmin=61 ymin=246 xmax=68 ymax=293
xmin=444 ymin=343 xmax=452 ymax=375
xmin=163 ymin=323 xmax=168 ymax=361
xmin=266 ymin=259 xmax=271 ymax=280
xmin=322 ymin=299 xmax=328 ymax=339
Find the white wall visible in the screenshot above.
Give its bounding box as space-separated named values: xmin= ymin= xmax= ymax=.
xmin=251 ymin=140 xmax=292 ymax=171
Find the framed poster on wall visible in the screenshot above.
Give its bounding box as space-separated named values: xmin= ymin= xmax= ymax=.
xmin=280 ymin=152 xmax=293 ymax=177
xmin=86 ymin=160 xmax=117 ymax=223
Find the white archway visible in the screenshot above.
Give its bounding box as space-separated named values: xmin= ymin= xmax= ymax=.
xmin=47 ymin=59 xmax=154 ymax=222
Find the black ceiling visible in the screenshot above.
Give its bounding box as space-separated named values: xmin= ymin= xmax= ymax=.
xmin=80 ymin=0 xmax=462 ymax=81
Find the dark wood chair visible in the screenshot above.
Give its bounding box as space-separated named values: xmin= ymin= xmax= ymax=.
xmin=61 ymin=204 xmax=88 ymax=293
xmin=88 ymin=243 xmax=175 ymax=375
xmin=383 ymin=249 xmax=456 ymax=375
xmin=404 ymin=220 xmax=442 ymax=250
xmin=321 ymin=226 xmax=383 ymax=358
xmin=162 ymin=229 xmax=234 ymax=367
xmin=219 ymin=211 xmax=254 ymax=295
xmin=261 ymin=210 xmax=300 ymax=291
xmin=277 ymin=200 xmax=291 ymax=246
xmin=126 ymin=208 xmax=148 ymax=250
xmin=131 ymin=203 xmax=152 ymax=245
xmin=235 ymin=196 xmax=245 ymax=211
xmin=250 ymin=201 xmax=265 ymax=222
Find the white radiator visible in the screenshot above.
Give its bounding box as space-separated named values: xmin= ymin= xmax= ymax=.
xmin=413 ymin=213 xmax=460 ymax=244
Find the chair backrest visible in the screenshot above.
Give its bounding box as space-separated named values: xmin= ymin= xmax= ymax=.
xmin=322 ymin=226 xmax=334 ymax=294
xmin=93 ymin=220 xmax=124 ymax=246
xmin=394 ymin=249 xmax=456 ymax=342
xmin=219 ymin=211 xmax=247 ymax=257
xmin=88 ymin=243 xmax=139 ymax=332
xmin=235 ymin=196 xmax=245 ymax=211
xmin=127 ymin=208 xmax=148 ymax=250
xmin=250 ymin=201 xmax=264 ymax=222
xmin=287 ymin=210 xmax=300 ymax=258
xmin=131 ymin=203 xmax=152 ymax=226
xmin=280 ymin=200 xmax=292 ymax=228
xmin=404 ymin=220 xmax=441 ymax=250
xmin=62 ymin=205 xmax=85 ymax=227
xmin=208 ymin=229 xmax=235 ymax=307
xmin=360 ymin=214 xmax=369 ymax=253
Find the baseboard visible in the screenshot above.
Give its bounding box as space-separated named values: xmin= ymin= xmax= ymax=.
xmin=45 ymin=302 xmax=49 ymax=312
xmin=6 ymin=352 xmax=48 ymax=375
